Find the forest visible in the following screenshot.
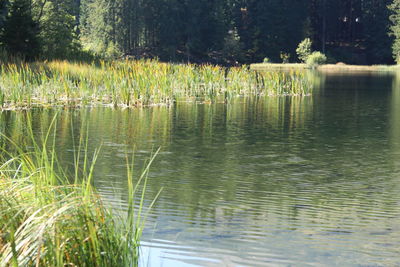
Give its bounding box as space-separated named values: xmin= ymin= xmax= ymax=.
xmin=1 ymin=0 xmax=400 ymax=65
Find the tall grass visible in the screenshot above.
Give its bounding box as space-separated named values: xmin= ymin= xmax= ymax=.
xmin=0 ymin=116 xmax=160 ymax=266
xmin=0 ymin=60 xmax=313 ymax=109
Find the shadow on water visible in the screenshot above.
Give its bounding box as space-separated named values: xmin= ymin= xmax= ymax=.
xmin=1 ymin=71 xmax=400 ymax=266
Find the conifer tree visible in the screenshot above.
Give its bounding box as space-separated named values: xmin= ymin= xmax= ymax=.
xmin=362 ymin=0 xmax=392 ymax=64
xmin=2 ymin=0 xmax=40 ymax=59
xmin=390 ymin=0 xmax=400 ymax=63
xmin=39 ymin=0 xmax=79 ymax=58
xmin=0 ymin=0 xmax=7 ymax=29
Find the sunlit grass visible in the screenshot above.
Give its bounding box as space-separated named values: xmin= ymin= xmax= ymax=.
xmin=0 ymin=116 xmax=160 ymax=266
xmin=0 ymin=60 xmax=313 ymax=109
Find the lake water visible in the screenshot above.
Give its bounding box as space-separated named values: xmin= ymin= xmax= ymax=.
xmin=2 ymin=72 xmax=400 ymax=266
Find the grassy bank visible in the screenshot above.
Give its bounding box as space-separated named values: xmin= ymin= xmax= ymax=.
xmin=250 ymin=63 xmax=308 ymax=71
xmin=0 ymin=60 xmax=312 ymax=110
xmin=250 ymin=63 xmax=400 ymax=73
xmin=0 ymin=119 xmax=158 ymax=266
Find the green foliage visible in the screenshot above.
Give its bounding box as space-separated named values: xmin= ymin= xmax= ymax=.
xmin=0 ymin=60 xmax=313 ymax=110
xmin=280 ymin=52 xmax=290 ymax=63
xmin=38 ymin=0 xmax=80 ymax=59
xmin=263 ymin=57 xmax=271 ymax=63
xmin=0 ymin=0 xmax=6 ymax=29
xmin=306 ymin=51 xmax=327 ymax=67
xmin=0 ymin=0 xmax=396 ymax=64
xmin=1 ymin=0 xmax=40 ymax=60
xmin=296 ymin=38 xmax=312 ymax=62
xmin=79 ymin=0 xmax=122 ymax=58
xmin=239 ymin=0 xmax=309 ymax=63
xmin=390 ymin=0 xmax=400 ymax=63
xmin=309 ymin=0 xmax=393 ymax=65
xmin=0 ymin=118 xmax=159 ymax=266
xmin=363 ymin=0 xmax=393 ymax=64
xmin=222 ymin=29 xmax=243 ymax=64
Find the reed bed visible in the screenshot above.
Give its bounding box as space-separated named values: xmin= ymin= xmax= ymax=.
xmin=0 ymin=118 xmax=159 ymax=266
xmin=0 ymin=60 xmax=313 ymax=109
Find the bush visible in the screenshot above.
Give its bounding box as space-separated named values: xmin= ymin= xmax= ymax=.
xmin=263 ymin=57 xmax=271 ymax=63
xmin=306 ymin=51 xmax=327 ymax=67
xmin=296 ymin=38 xmax=312 ymax=62
xmin=280 ymin=52 xmax=290 ymax=63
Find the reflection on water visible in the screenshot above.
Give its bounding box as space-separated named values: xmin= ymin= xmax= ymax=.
xmin=1 ymin=72 xmax=400 ymax=266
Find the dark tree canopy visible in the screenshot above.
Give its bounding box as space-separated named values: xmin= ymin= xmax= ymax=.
xmin=0 ymin=0 xmax=398 ymax=64
xmin=1 ymin=0 xmax=40 ymax=60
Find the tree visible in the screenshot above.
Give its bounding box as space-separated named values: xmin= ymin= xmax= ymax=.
xmin=80 ymin=0 xmax=123 ymax=57
xmin=234 ymin=0 xmax=309 ymax=63
xmin=0 ymin=0 xmax=7 ymax=30
xmin=296 ymin=38 xmax=312 ymax=62
xmin=2 ymin=0 xmax=40 ymax=59
xmin=362 ymin=0 xmax=393 ymax=64
xmin=390 ymin=0 xmax=400 ymax=63
xmin=182 ymin=0 xmax=229 ymax=61
xmin=0 ymin=0 xmax=397 ymax=64
xmin=39 ymin=0 xmax=80 ymax=59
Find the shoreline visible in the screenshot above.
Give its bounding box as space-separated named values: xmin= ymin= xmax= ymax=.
xmin=250 ymin=63 xmax=399 ymax=73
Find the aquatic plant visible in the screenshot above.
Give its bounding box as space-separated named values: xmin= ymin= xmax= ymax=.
xmin=0 ymin=60 xmax=313 ymax=109
xmin=0 ymin=116 xmax=160 ymax=266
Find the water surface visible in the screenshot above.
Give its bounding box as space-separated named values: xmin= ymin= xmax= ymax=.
xmin=2 ymin=72 xmax=400 ymax=266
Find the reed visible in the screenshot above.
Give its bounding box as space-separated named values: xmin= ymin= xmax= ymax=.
xmin=0 ymin=60 xmax=312 ymax=109
xmin=0 ymin=116 xmax=159 ymax=266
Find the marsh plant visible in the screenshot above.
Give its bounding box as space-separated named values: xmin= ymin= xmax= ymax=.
xmin=0 ymin=116 xmax=160 ymax=266
xmin=0 ymin=60 xmax=313 ymax=109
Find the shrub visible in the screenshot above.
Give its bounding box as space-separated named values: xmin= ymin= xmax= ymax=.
xmin=263 ymin=57 xmax=271 ymax=63
xmin=280 ymin=52 xmax=290 ymax=64
xmin=306 ymin=51 xmax=327 ymax=67
xmin=296 ymin=38 xmax=312 ymax=63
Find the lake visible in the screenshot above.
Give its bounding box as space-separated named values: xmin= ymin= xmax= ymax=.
xmin=1 ymin=72 xmax=400 ymax=266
